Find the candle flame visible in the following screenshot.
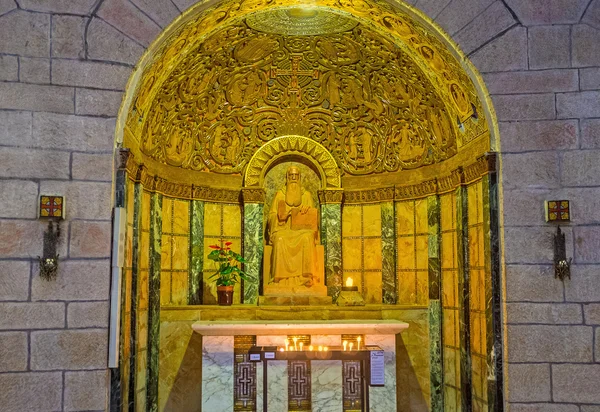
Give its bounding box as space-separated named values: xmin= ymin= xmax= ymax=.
xmin=345 ymin=277 xmax=353 ymax=287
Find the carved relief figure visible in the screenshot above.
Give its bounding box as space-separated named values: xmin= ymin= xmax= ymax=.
xmin=267 ymin=166 xmax=321 ymax=287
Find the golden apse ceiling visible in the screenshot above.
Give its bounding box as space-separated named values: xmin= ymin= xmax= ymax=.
xmin=123 ymin=0 xmax=489 ymax=179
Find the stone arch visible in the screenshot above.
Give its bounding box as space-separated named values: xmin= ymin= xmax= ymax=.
xmin=244 ymin=135 xmax=341 ymax=189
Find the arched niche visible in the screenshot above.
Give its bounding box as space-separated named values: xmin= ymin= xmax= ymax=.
xmin=244 ymin=135 xmax=341 ymax=189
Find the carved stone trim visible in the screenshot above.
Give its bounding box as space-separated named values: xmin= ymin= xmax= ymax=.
xmin=343 ymin=187 xmax=394 ymax=204
xmin=117 ymin=148 xmax=132 ymax=170
xmin=394 ymin=179 xmax=438 ymax=200
xmin=241 ymin=188 xmax=266 ymax=204
xmin=464 ymin=155 xmax=491 ymax=184
xmin=245 ymin=135 xmax=341 ymax=189
xmin=317 ymin=189 xmax=344 ymax=204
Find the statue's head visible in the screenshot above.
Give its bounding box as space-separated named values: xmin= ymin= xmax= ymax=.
xmin=286 ymin=166 xmax=300 ymax=184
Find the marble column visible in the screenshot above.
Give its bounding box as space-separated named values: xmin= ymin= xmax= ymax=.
xmin=456 ymin=179 xmax=472 ymax=412
xmin=242 ymin=188 xmax=265 ymax=304
xmin=188 ymin=200 xmax=204 ymax=305
xmin=381 ymin=201 xmax=397 ymax=304
xmin=428 ymin=195 xmax=443 ymax=411
xmin=147 ymin=191 xmax=162 ymax=412
xmin=318 ymin=189 xmax=344 ymax=301
xmin=482 ymin=153 xmax=503 ymax=411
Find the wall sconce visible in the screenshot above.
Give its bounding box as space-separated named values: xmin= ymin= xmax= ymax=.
xmin=38 ymin=195 xmax=64 ymax=281
xmin=553 ymin=226 xmax=571 ymax=281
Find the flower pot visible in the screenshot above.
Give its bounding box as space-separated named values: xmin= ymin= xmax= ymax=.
xmin=217 ymin=285 xmax=234 ymax=306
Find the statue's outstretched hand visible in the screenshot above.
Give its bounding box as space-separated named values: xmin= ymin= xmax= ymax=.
xmin=300 ymin=204 xmax=310 ymax=214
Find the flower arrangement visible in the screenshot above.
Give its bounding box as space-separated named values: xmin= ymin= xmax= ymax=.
xmin=207 ymin=240 xmax=249 ymax=287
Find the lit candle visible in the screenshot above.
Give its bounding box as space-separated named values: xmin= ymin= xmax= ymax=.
xmin=345 ymin=277 xmax=353 ymax=287
xmin=318 ymin=345 xmax=323 ymax=351
xmin=285 ymin=339 xmax=289 ymax=351
xmin=309 ymin=345 xmax=314 ymax=351
xmin=343 ymin=340 xmax=348 ymax=351
xmin=279 ymin=347 xmax=284 ymax=352
xmin=324 ymin=346 xmax=328 ymax=352
xmin=299 ymin=342 xmax=304 ymax=351
xmin=293 ymin=337 xmax=298 ymax=351
xmin=349 ymin=342 xmax=354 ymax=351
xmin=357 ymin=336 xmax=362 ymax=350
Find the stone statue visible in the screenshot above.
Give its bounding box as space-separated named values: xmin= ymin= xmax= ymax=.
xmin=266 ymin=166 xmax=322 ymax=288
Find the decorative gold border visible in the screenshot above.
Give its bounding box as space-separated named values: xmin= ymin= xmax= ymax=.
xmin=241 ymin=188 xmax=266 ymax=204
xmin=244 ymin=135 xmax=341 ymax=189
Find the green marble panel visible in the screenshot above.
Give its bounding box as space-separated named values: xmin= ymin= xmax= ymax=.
xmin=321 ymin=204 xmax=342 ymax=300
xmin=129 ymin=182 xmax=142 ymax=410
xmin=243 ymin=203 xmax=263 ymax=304
xmin=428 ymin=195 xmax=443 ymax=411
xmin=429 ymin=300 xmax=443 ymax=412
xmin=147 ymin=193 xmax=162 ymax=412
xmin=456 ymin=186 xmax=472 ymax=412
xmin=188 ymin=200 xmax=204 ymax=305
xmin=483 ymin=173 xmax=503 ymax=411
xmin=381 ymin=201 xmax=396 ymax=304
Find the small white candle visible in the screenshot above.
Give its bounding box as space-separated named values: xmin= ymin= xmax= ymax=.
xmin=318 ymin=345 xmax=323 ymax=351
xmin=285 ymin=339 xmax=289 ymax=351
xmin=343 ymin=340 xmax=348 ymax=351
xmin=309 ymin=345 xmax=314 ymax=351
xmin=357 ymin=336 xmax=362 ymax=350
xmin=279 ymin=348 xmax=284 ymax=352
xmin=349 ymin=342 xmax=354 ymax=351
xmin=324 ymin=346 xmax=328 ymax=352
xmin=293 ymin=337 xmax=298 ymax=351
xmin=299 ymin=342 xmax=304 ymax=351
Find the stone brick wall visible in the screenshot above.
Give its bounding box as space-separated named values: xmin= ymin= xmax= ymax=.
xmin=0 ymin=0 xmax=599 ymax=410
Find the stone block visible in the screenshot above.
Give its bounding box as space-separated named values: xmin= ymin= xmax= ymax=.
xmin=69 ymin=220 xmax=111 ymax=258
xmin=32 ymin=112 xmax=115 ymax=151
xmin=501 ymin=152 xmax=560 ymax=190
xmin=0 ymin=180 xmax=39 ymax=218
xmin=582 ymin=0 xmax=600 ymax=29
xmin=97 ymin=0 xmax=162 ymax=47
xmin=19 ymin=57 xmax=50 ymax=84
xmin=52 ymin=58 xmax=132 ymax=90
xmin=0 ymin=10 xmax=49 ymax=57
xmin=415 ymin=0 xmax=451 ymax=20
xmin=30 ymin=329 xmax=108 ymax=370
xmin=486 ymin=70 xmax=577 ymax=95
xmin=0 ymin=261 xmax=30 ymax=301
xmin=492 ymin=93 xmax=555 ymax=121
xmin=596 ymin=327 xmax=600 ymax=361
xmin=0 ymin=0 xmax=16 ymax=16
xmin=584 ymin=304 xmax=600 ymax=324
xmin=0 ymin=82 xmax=74 ymax=113
xmin=528 ymin=25 xmax=570 ymax=69
xmin=469 ymin=26 xmax=528 ymax=72
xmin=67 ymin=301 xmax=109 ymax=328
xmin=498 ymin=119 xmax=578 ymax=152
xmin=71 ymin=152 xmax=114 ymax=181
xmin=18 ymin=0 xmax=97 ymax=14
xmin=503 ymin=226 xmax=566 ymax=264
xmin=581 ymin=68 xmax=600 ymax=91
xmin=0 ymin=332 xmax=28 ymax=371
xmin=561 ymin=150 xmax=600 ymax=186
xmin=565 ymin=265 xmax=600 ymax=302
xmin=582 ymin=119 xmax=600 ymax=148
xmin=39 ymin=180 xmax=112 ymax=220
xmin=582 ymin=406 xmax=600 ymax=412
xmin=507 ymin=363 xmax=551 ymax=402
xmin=130 ymin=0 xmax=180 ymax=28
xmin=0 ymin=302 xmax=65 ymax=329
xmin=559 ymin=187 xmax=600 ymax=225
xmin=553 ymin=364 xmax=600 ymax=403
xmin=64 ymin=370 xmax=108 ymax=411
xmin=32 ymin=259 xmax=110 ymax=301
xmin=507 ymin=303 xmax=582 ymax=324
xmin=0 ymin=147 xmax=70 ymax=179
xmin=502 ymin=189 xmax=552 ymax=226
xmin=87 ymin=18 xmax=145 ymax=65
xmin=507 ymin=325 xmax=593 ymax=362
xmin=509 ymin=405 xmax=579 ymax=412
xmin=0 ymin=219 xmax=68 ymax=258
xmin=557 ymin=91 xmax=600 ymax=119
xmin=573 ymin=226 xmax=600 ymax=263
xmin=0 ymin=54 xmax=18 ymax=81
xmin=75 ymin=87 xmax=123 ymax=117
xmin=51 ymin=15 xmax=85 ymax=59
xmin=435 ymin=0 xmax=494 ymax=36
xmin=0 ymin=110 xmax=32 ymax=146
xmin=572 ymin=24 xmax=600 ymax=67
xmin=172 ymin=0 xmax=199 ymax=12
xmin=505 ymin=0 xmax=588 ymax=24
xmin=453 ymin=1 xmax=516 ymax=54
xmin=0 ymin=372 xmax=62 ymax=411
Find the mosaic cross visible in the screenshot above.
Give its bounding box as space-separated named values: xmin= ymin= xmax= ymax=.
xmin=271 ymin=53 xmax=320 ymax=107
xmin=39 ymin=195 xmax=64 ymax=218
xmin=546 ymin=200 xmax=570 ymax=222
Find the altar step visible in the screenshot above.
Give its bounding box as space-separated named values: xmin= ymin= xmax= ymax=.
xmin=258 ymin=295 xmax=333 ymax=306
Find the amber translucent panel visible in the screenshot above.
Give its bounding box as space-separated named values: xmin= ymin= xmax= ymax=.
xmin=342 ymin=206 xmax=361 ymax=237
xmin=342 ymin=238 xmax=362 ymax=270
xmin=161 ymin=197 xmax=190 ymax=306
xmin=362 ymin=204 xmax=381 ymax=236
